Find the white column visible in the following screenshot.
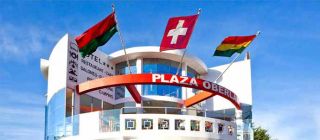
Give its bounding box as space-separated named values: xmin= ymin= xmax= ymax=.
xmin=73 ymin=89 xmax=80 ymax=115
xmin=136 ymin=58 xmax=143 ymax=107
xmin=181 ymin=63 xmax=187 ymax=101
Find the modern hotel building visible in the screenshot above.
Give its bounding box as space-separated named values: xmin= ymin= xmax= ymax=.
xmin=40 ymin=34 xmax=253 ymax=140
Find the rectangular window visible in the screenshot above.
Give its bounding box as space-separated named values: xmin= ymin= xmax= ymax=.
xmin=102 ymin=101 xmax=113 ymax=110
xmin=66 ymin=88 xmax=73 ymax=117
xmin=190 ymin=120 xmax=200 ymax=131
xmin=142 ymin=119 xmax=153 ymax=130
xmin=80 ymin=94 xmax=92 ymax=113
xmin=175 ymin=119 xmax=185 ymax=130
xmin=125 ymin=119 xmax=136 ymax=130
xmin=80 ymin=94 xmax=102 ymax=113
xmin=92 ymin=97 xmax=102 ymax=112
xmin=158 ymin=119 xmax=169 ymax=130
xmin=205 ymin=121 xmax=213 ymax=132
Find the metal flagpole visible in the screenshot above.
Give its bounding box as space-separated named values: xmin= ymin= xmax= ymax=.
xmin=175 ymin=8 xmax=201 ymax=75
xmin=112 ymin=4 xmax=132 ymax=74
xmin=214 ymin=31 xmax=261 ymax=83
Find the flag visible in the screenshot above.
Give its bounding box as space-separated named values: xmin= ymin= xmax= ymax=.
xmin=75 ymin=12 xmax=117 ymax=57
xmin=213 ymin=35 xmax=256 ymax=57
xmin=160 ymin=14 xmax=198 ymax=51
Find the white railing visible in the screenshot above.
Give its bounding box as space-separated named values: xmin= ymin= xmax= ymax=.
xmin=120 ymin=107 xmax=236 ymax=121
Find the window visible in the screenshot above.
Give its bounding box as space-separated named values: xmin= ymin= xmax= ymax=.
xmin=218 ymin=123 xmax=224 ymax=134
xmin=66 ymin=88 xmax=73 ymax=117
xmin=125 ymin=119 xmax=136 ymax=130
xmin=175 ymin=119 xmax=185 ymax=130
xmin=205 ymin=121 xmax=213 ymax=132
xmin=115 ymin=60 xmax=137 ymax=100
xmin=187 ymin=66 xmax=200 ymax=94
xmin=100 ymin=109 xmax=120 ymax=132
xmin=142 ymin=119 xmax=153 ymax=130
xmin=158 ymin=119 xmax=169 ymax=130
xmin=243 ymin=132 xmax=251 ymax=140
xmin=80 ymin=94 xmax=91 ymax=113
xmin=92 ymin=97 xmax=101 ymax=112
xmin=79 ymin=94 xmax=102 ymax=113
xmin=143 ymin=58 xmax=182 ymax=98
xmin=46 ymin=89 xmax=67 ymax=139
xmin=102 ymin=101 xmax=113 ymax=110
xmin=190 ymin=120 xmax=200 ymax=131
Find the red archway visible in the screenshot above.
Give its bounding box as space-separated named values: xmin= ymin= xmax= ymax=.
xmin=76 ymin=74 xmax=240 ymax=110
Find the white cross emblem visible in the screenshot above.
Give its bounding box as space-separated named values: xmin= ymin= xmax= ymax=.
xmin=167 ymin=20 xmax=188 ymax=44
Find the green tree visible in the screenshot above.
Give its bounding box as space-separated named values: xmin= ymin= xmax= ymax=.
xmin=254 ymin=126 xmax=271 ymax=140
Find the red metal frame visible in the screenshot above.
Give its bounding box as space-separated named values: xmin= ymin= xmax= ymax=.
xmin=76 ymin=74 xmax=240 ymax=110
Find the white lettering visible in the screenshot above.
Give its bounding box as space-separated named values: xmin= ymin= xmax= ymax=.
xmin=189 ymin=78 xmax=198 ymax=87
xmin=212 ymin=84 xmax=219 ymax=92
xmin=169 ymin=75 xmax=179 ymax=84
xmin=152 ymin=74 xmax=161 ymax=82
xmin=224 ymin=89 xmax=230 ymax=97
xmin=161 ymin=74 xmax=169 ymax=83
xmin=203 ymin=81 xmax=211 ymax=89
xmin=219 ymin=86 xmax=224 ymax=94
xmin=180 ymin=76 xmax=188 ymax=85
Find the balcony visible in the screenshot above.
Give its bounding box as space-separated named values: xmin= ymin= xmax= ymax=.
xmin=61 ymin=107 xmax=237 ymax=140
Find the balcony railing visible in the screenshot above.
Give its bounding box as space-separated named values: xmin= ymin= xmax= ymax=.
xmin=121 ymin=107 xmax=236 ymax=121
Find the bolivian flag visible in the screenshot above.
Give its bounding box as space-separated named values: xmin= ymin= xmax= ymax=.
xmin=214 ymin=35 xmax=256 ymax=57
xmin=75 ymin=12 xmax=117 ymax=57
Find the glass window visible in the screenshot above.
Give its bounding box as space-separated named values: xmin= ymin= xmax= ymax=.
xmin=102 ymin=101 xmax=113 ymax=110
xmin=175 ymin=119 xmax=185 ymax=130
xmin=143 ymin=58 xmax=182 ymax=98
xmin=142 ymin=119 xmax=153 ymax=130
xmin=205 ymin=121 xmax=213 ymax=132
xmin=115 ymin=60 xmax=137 ymax=75
xmin=66 ymin=88 xmax=73 ymax=117
xmin=243 ymin=132 xmax=251 ymax=140
xmin=125 ymin=119 xmax=136 ymax=130
xmin=190 ymin=120 xmax=200 ymax=131
xmin=46 ymin=89 xmax=67 ymax=139
xmin=80 ymin=94 xmax=102 ymax=113
xmin=187 ymin=66 xmax=199 ymax=78
xmin=92 ymin=97 xmax=101 ymax=112
xmin=158 ymin=119 xmax=169 ymax=130
xmin=100 ymin=109 xmax=120 ymax=132
xmin=114 ymin=102 xmax=136 ymax=109
xmin=80 ymin=94 xmax=92 ymax=113
xmin=187 ymin=66 xmax=200 ymax=94
xmin=218 ymin=123 xmax=224 ymax=134
xmin=115 ymin=60 xmax=137 ymax=100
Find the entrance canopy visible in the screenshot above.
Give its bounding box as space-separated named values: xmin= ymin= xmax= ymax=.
xmin=76 ymin=74 xmax=240 ymax=110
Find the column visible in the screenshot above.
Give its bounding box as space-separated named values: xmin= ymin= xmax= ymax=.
xmin=136 ymin=58 xmax=143 ymax=107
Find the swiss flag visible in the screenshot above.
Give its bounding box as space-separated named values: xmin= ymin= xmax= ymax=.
xmin=160 ymin=14 xmax=198 ymax=52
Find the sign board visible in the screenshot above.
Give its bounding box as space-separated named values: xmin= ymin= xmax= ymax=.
xmin=67 ymin=39 xmax=115 ymax=103
xmin=76 ymin=74 xmax=240 ymax=109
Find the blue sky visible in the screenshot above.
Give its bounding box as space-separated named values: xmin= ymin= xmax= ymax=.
xmin=1 ymin=1 xmax=320 ymax=140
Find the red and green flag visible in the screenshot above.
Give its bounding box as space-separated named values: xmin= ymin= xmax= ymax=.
xmin=75 ymin=12 xmax=117 ymax=57
xmin=213 ymin=35 xmax=256 ymax=57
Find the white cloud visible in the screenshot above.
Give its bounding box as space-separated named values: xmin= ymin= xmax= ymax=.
xmin=254 ymin=102 xmax=320 ymax=140
xmin=0 ymin=23 xmax=59 ymax=63
xmin=0 ymin=88 xmax=45 ymax=140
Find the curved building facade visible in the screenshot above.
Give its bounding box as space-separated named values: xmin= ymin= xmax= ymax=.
xmin=41 ymin=34 xmax=253 ymax=140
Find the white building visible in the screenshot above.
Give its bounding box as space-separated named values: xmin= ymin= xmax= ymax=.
xmin=40 ymin=34 xmax=253 ymax=140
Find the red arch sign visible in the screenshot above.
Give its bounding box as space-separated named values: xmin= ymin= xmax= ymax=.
xmin=76 ymin=74 xmax=240 ymax=110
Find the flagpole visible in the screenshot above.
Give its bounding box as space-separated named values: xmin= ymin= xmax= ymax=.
xmin=112 ymin=4 xmax=132 ymax=74
xmin=214 ymin=31 xmax=260 ymax=83
xmin=175 ymin=8 xmax=201 ymax=75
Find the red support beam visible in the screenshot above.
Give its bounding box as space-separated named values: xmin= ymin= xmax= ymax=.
xmin=125 ymin=85 xmax=141 ymax=103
